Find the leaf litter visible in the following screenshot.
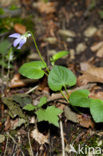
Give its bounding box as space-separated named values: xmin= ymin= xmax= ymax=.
xmin=1 ymin=0 xmax=103 ymax=155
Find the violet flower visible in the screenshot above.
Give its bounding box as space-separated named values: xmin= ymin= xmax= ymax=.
xmin=9 ymin=32 xmax=31 ymax=49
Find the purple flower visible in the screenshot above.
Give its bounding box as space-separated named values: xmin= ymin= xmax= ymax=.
xmin=9 ymin=32 xmax=31 ymax=49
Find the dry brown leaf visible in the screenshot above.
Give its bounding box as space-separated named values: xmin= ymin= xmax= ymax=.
xmin=78 ymin=62 xmax=103 ymax=85
xmin=64 ymin=106 xmax=79 ymax=123
xmin=85 ymin=0 xmax=92 ymax=7
xmin=4 ymin=116 xmax=11 ymax=131
xmin=10 ymin=118 xmax=26 ymax=130
xmin=31 ymin=129 xmax=49 ymax=145
xmin=9 ymin=73 xmax=38 ymax=88
xmin=0 ymin=0 xmax=19 ymax=7
xmin=14 ymin=24 xmax=26 ymax=34
xmin=33 ymin=2 xmax=56 ymax=14
xmin=90 ymin=91 xmax=103 ymax=101
xmin=91 ymin=41 xmax=103 ymax=57
xmin=64 ymin=106 xmax=94 ymax=128
xmin=77 ymin=114 xmax=94 ymax=128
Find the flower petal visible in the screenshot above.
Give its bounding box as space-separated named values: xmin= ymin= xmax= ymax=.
xmin=17 ymin=38 xmax=26 ymax=49
xmin=9 ymin=33 xmax=21 ymax=38
xmin=13 ymin=38 xmax=22 ymax=47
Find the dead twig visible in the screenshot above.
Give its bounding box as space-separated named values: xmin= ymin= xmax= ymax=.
xmin=3 ymin=136 xmax=9 ymax=156
xmin=60 ymin=120 xmax=65 ymax=156
xmin=28 ymin=131 xmax=34 ymax=156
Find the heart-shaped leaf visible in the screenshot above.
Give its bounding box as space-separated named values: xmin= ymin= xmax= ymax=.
xmin=19 ymin=61 xmax=46 ymax=79
xmin=48 ymin=65 xmax=76 ymax=91
xmin=69 ymin=89 xmax=90 ymax=108
xmin=90 ymin=98 xmax=103 ymax=122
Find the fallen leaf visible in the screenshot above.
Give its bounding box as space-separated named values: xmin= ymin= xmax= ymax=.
xmin=64 ymin=106 xmax=94 ymax=128
xmin=77 ymin=114 xmax=94 ymax=128
xmin=90 ymin=91 xmax=103 ymax=101
xmin=14 ymin=24 xmax=26 ymax=34
xmin=0 ymin=0 xmax=19 ymax=7
xmin=31 ymin=129 xmax=49 ymax=145
xmin=85 ymin=0 xmax=92 ymax=8
xmin=10 ymin=118 xmax=26 ymax=130
xmin=78 ymin=62 xmax=103 ymax=85
xmin=9 ymin=73 xmax=38 ymax=88
xmin=91 ymin=41 xmax=103 ymax=58
xmin=0 ymin=134 xmax=5 ymax=143
xmin=2 ymin=97 xmax=27 ymax=119
xmin=4 ymin=116 xmax=11 ymax=131
xmin=64 ymin=106 xmax=79 ymax=123
xmin=33 ymin=2 xmax=56 ymax=14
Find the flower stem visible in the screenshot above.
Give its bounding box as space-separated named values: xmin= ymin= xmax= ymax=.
xmin=30 ymin=31 xmax=49 ymax=73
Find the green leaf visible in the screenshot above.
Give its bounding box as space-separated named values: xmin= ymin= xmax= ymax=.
xmin=90 ymin=99 xmax=103 ymax=122
xmin=69 ymin=89 xmax=90 ymax=108
xmin=37 ymin=96 xmax=47 ymax=108
xmin=36 ymin=106 xmax=62 ymax=127
xmin=19 ymin=61 xmax=46 ymax=79
xmin=48 ymin=65 xmax=76 ymax=91
xmin=89 ymin=0 xmax=96 ymax=10
xmin=0 ymin=40 xmax=11 ymax=54
xmin=51 ymin=51 xmax=69 ymax=64
xmin=12 ymin=94 xmax=32 ymax=108
xmin=2 ymin=97 xmax=27 ymax=119
xmin=23 ymin=104 xmax=35 ymax=111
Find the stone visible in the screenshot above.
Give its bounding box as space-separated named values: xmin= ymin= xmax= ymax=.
xmin=84 ymin=26 xmax=97 ymax=37
xmin=76 ymin=43 xmax=87 ymax=54
xmin=69 ymin=49 xmax=75 ymax=60
xmin=66 ymin=37 xmax=74 ymax=42
xmin=58 ymin=29 xmax=76 ymax=37
xmin=44 ymin=37 xmax=57 ymax=44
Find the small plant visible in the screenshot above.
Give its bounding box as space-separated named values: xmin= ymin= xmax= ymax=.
xmin=6 ymin=31 xmax=103 ymax=127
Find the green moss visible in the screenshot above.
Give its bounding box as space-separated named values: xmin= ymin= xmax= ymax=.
xmin=9 ymin=4 xmax=18 ymax=11
xmin=74 ymin=135 xmax=101 ymax=156
xmin=0 ymin=8 xmax=4 ymax=15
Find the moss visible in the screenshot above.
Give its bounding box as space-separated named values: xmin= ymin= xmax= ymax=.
xmin=9 ymin=4 xmax=19 ymax=11
xmin=0 ymin=8 xmax=4 ymax=15
xmin=74 ymin=135 xmax=102 ymax=156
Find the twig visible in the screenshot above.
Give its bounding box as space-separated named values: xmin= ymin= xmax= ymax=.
xmin=28 ymin=131 xmax=34 ymax=156
xmin=60 ymin=120 xmax=65 ymax=156
xmin=3 ymin=136 xmax=9 ymax=156
xmin=6 ymin=132 xmax=25 ymax=156
xmin=25 ymin=85 xmax=38 ymax=94
xmin=48 ymin=83 xmax=96 ymax=101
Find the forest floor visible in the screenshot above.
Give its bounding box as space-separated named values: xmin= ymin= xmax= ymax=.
xmin=0 ymin=0 xmax=103 ymax=155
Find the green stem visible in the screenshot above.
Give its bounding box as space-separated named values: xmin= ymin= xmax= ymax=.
xmin=30 ymin=31 xmax=49 ymax=73
xmin=7 ymin=58 xmax=11 ymax=81
xmin=64 ymin=85 xmax=69 ymax=98
xmin=1 ymin=54 xmax=5 ymax=96
xmin=60 ymin=90 xmax=69 ymax=103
